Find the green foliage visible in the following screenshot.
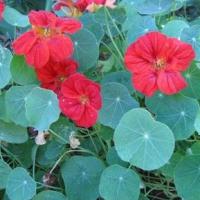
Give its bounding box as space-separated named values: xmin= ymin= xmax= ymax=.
xmin=114 ymin=108 xmax=175 ymax=170
xmin=33 ymin=190 xmax=66 ymax=200
xmin=0 ymin=159 xmax=12 ymax=189
xmin=99 ymin=165 xmax=140 ymax=200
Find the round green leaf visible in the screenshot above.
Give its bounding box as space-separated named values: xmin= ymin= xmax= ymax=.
xmin=0 ymin=45 xmax=12 ymax=89
xmin=25 ymin=87 xmax=60 ymax=131
xmin=101 ymin=71 xmax=133 ymax=93
xmin=114 ymin=108 xmax=175 ymax=171
xmin=61 ymin=156 xmax=105 ymax=200
xmin=3 ymin=6 xmax=29 ymax=27
xmin=0 ymin=159 xmax=12 ymax=189
xmin=181 ymin=25 xmax=200 ymax=61
xmin=11 ymin=55 xmax=38 ymax=85
xmin=181 ymin=62 xmax=200 ymax=99
xmin=195 ymin=111 xmax=200 ymax=134
xmin=99 ymin=165 xmax=140 ymax=200
xmin=146 ymin=93 xmax=199 ymax=140
xmin=72 ymin=28 xmax=99 ymax=71
xmin=5 ymin=85 xmax=35 ymax=127
xmin=127 ymin=15 xmax=157 ymax=44
xmin=162 ymin=20 xmax=189 ymax=38
xmin=99 ymin=82 xmax=139 ymax=129
xmin=0 ymin=120 xmax=28 ymax=143
xmin=81 ymin=14 xmax=104 ymax=43
xmin=174 ymin=155 xmax=200 ymax=200
xmin=6 ymin=167 xmax=36 ymax=200
xmin=33 ymin=190 xmax=66 ymax=200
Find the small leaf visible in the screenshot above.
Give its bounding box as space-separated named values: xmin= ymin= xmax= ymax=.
xmin=0 ymin=120 xmax=28 ymax=144
xmin=72 ymin=28 xmax=99 ymax=71
xmin=0 ymin=159 xmax=12 ymax=189
xmin=114 ymin=108 xmax=175 ymax=171
xmin=162 ymin=20 xmax=189 ymax=38
xmin=0 ymin=45 xmax=12 ymax=89
xmin=174 ymin=155 xmax=200 ymax=200
xmin=146 ymin=93 xmax=199 ymax=140
xmin=6 ymin=167 xmax=36 ymax=200
xmin=33 ymin=190 xmax=66 ymax=200
xmin=25 ymin=87 xmax=60 ymax=131
xmin=61 ymin=156 xmax=105 ymax=200
xmin=5 ymin=85 xmax=35 ymax=127
xmin=99 ymin=82 xmax=139 ymax=129
xmin=99 ymin=165 xmax=140 ymax=200
xmin=3 ymin=6 xmax=29 ymax=27
xmin=11 ymin=55 xmax=38 ymax=85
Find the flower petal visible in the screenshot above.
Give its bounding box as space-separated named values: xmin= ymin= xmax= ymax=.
xmin=74 ymin=105 xmax=98 ymax=128
xmin=12 ymin=31 xmax=37 ymax=55
xmin=26 ymin=40 xmax=49 ymax=68
xmin=132 ymin=72 xmax=158 ymax=97
xmin=59 ymin=96 xmax=84 ymax=120
xmin=56 ymin=18 xmax=82 ymax=34
xmin=29 ymin=10 xmax=56 ymax=27
xmin=157 ymin=71 xmax=187 ymax=95
xmin=48 ymin=35 xmax=74 ymax=62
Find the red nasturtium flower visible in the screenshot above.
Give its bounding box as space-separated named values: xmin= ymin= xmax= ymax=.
xmin=36 ymin=59 xmax=78 ymax=94
xmin=0 ymin=0 xmax=5 ymax=20
xmin=124 ymin=32 xmax=195 ymax=96
xmin=12 ymin=10 xmax=82 ymax=68
xmin=59 ymin=73 xmax=102 ymax=128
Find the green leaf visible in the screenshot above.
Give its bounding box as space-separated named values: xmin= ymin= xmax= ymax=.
xmin=99 ymin=82 xmax=139 ymax=129
xmin=101 ymin=71 xmax=134 ymax=93
xmin=181 ymin=25 xmax=200 ymax=61
xmin=133 ymin=0 xmax=176 ymax=15
xmin=160 ymin=152 xmax=183 ymax=178
xmin=5 ymin=85 xmax=35 ymax=127
xmin=81 ymin=14 xmax=104 ymax=43
xmin=146 ymin=93 xmax=199 ymax=140
xmin=33 ymin=190 xmax=66 ymax=200
xmin=99 ymin=165 xmax=140 ymax=200
xmin=114 ymin=108 xmax=175 ymax=171
xmin=174 ymin=155 xmax=200 ymax=200
xmin=61 ymin=156 xmax=105 ymax=200
xmin=162 ymin=20 xmax=189 ymax=38
xmin=106 ymin=147 xmax=128 ymax=167
xmin=72 ymin=28 xmax=99 ymax=71
xmin=0 ymin=45 xmax=12 ymax=89
xmin=3 ymin=6 xmax=29 ymax=27
xmin=6 ymin=167 xmax=36 ymax=200
xmin=50 ymin=116 xmax=75 ymax=144
xmin=0 ymin=159 xmax=12 ymax=189
xmin=0 ymin=93 xmax=10 ymax=122
xmin=11 ymin=55 xmax=38 ymax=85
xmin=195 ymin=111 xmax=200 ymax=134
xmin=0 ymin=120 xmax=28 ymax=144
xmin=127 ymin=15 xmax=157 ymax=44
xmin=25 ymin=87 xmax=60 ymax=131
xmin=181 ymin=62 xmax=200 ymax=99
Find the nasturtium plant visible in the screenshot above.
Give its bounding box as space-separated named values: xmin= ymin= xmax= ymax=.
xmin=0 ymin=0 xmax=200 ymax=199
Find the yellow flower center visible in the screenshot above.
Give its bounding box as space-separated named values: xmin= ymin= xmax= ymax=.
xmin=153 ymin=58 xmax=166 ymax=70
xmin=32 ymin=26 xmax=58 ymax=38
xmin=79 ymin=95 xmax=89 ymax=105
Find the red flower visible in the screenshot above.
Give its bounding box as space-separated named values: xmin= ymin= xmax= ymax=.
xmin=124 ymin=32 xmax=195 ymax=96
xmin=59 ymin=73 xmax=102 ymax=128
xmin=12 ymin=11 xmax=82 ymax=68
xmin=0 ymin=0 xmax=5 ymax=20
xmin=35 ymin=59 xmax=78 ymax=94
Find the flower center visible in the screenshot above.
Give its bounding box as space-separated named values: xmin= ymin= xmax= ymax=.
xmin=153 ymin=58 xmax=166 ymax=70
xmin=79 ymin=95 xmax=89 ymax=105
xmin=32 ymin=26 xmax=57 ymax=38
